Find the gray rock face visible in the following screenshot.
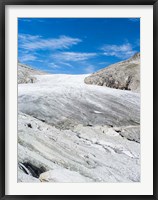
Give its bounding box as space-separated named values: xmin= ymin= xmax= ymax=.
xmin=18 ymin=112 xmax=140 ymax=183
xmin=18 ymin=63 xmax=46 ymax=84
xmin=84 ymin=53 xmax=140 ymax=92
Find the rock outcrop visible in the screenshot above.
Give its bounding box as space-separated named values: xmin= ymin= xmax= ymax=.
xmin=18 ymin=63 xmax=46 ymax=84
xmin=84 ymin=53 xmax=140 ymax=92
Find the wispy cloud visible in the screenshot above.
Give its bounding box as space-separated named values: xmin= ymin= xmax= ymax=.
xmin=18 ymin=18 xmax=49 ymax=23
xmin=50 ymin=52 xmax=97 ymax=74
xmin=19 ymin=34 xmax=41 ymax=40
xmin=128 ymin=18 xmax=140 ymax=22
xmin=53 ymin=52 xmax=97 ymax=61
xmin=34 ymin=19 xmax=45 ymax=23
xmin=18 ymin=34 xmax=82 ymax=51
xmin=18 ymin=18 xmax=32 ymax=22
xmin=19 ymin=54 xmax=37 ymax=62
xmin=58 ymin=62 xmax=73 ymax=68
xmin=84 ymin=65 xmax=96 ymax=74
xmin=49 ymin=63 xmax=61 ymax=69
xmin=101 ymin=43 xmax=136 ymax=59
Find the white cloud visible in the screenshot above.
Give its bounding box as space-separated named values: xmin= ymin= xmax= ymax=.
xmin=18 ymin=34 xmax=81 ymax=51
xmin=34 ymin=19 xmax=45 ymax=23
xmin=84 ymin=65 xmax=95 ymax=74
xmin=101 ymin=43 xmax=136 ymax=59
xmin=18 ymin=18 xmax=32 ymax=22
xmin=58 ymin=62 xmax=73 ymax=68
xmin=128 ymin=18 xmax=140 ymax=22
xmin=49 ymin=63 xmax=61 ymax=69
xmin=19 ymin=54 xmax=37 ymax=62
xmin=53 ymin=52 xmax=97 ymax=61
xmin=18 ymin=18 xmax=45 ymax=23
xmin=19 ymin=34 xmax=41 ymax=41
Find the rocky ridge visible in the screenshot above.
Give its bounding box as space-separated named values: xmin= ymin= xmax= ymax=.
xmin=84 ymin=53 xmax=140 ymax=92
xmin=18 ymin=62 xmax=46 ymax=84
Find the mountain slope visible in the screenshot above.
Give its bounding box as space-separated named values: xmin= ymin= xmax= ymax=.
xmin=18 ymin=63 xmax=46 ymax=84
xmin=84 ymin=53 xmax=140 ymax=92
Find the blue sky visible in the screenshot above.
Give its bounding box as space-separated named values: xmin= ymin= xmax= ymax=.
xmin=18 ymin=18 xmax=140 ymax=74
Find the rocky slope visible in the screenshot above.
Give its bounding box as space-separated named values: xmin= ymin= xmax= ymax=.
xmin=18 ymin=73 xmax=140 ymax=183
xmin=18 ymin=63 xmax=46 ymax=84
xmin=18 ymin=112 xmax=140 ymax=183
xmin=84 ymin=53 xmax=140 ymax=92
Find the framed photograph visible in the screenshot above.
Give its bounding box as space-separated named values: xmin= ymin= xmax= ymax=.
xmin=0 ymin=0 xmax=157 ymax=199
